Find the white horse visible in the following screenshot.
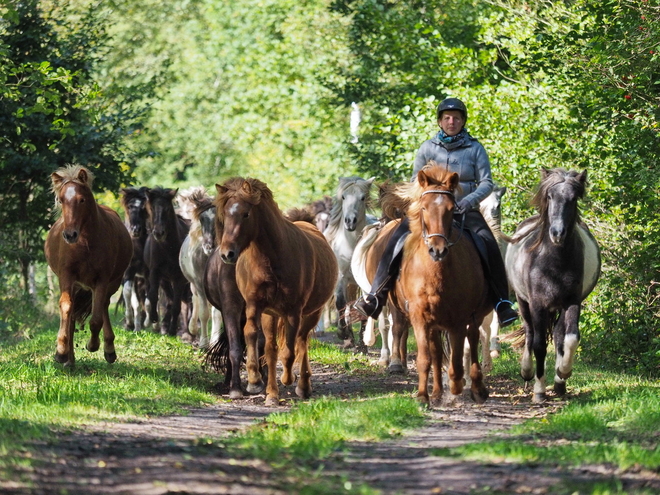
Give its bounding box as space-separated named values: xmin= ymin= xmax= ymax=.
xmin=324 ymin=176 xmax=377 ymax=348
xmin=178 ymin=187 xmax=223 ymax=349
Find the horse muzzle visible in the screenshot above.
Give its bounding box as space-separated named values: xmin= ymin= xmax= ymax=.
xmin=62 ymin=230 xmax=79 ymax=244
xmin=549 ymin=225 xmax=566 ymax=246
xmin=344 ymin=216 xmax=358 ymax=232
xmin=220 ymin=250 xmax=238 ymax=265
xmin=428 ymin=245 xmax=448 ymax=262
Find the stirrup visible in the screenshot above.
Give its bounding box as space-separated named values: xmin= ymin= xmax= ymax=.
xmin=495 ymin=299 xmax=518 ymax=327
xmin=354 ymin=293 xmax=381 ymax=319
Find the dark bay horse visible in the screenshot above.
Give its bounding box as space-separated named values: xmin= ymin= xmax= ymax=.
xmin=216 ymin=177 xmax=337 ymax=406
xmin=353 ymin=163 xmax=492 ymax=407
xmin=144 ymin=187 xmax=191 ymax=337
xmin=506 ymin=168 xmax=601 ymax=403
xmin=44 ymin=165 xmax=133 ymax=367
xmin=119 ymin=186 xmax=150 ymax=332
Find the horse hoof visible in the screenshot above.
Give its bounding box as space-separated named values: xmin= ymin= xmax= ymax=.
xmin=388 ymin=363 xmax=406 ymax=375
xmin=63 ymin=361 xmax=75 ymax=369
xmin=554 ymin=381 xmax=567 ymax=396
xmin=415 ymin=394 xmax=430 ymax=408
xmin=54 ymin=352 xmax=68 ymax=364
xmin=471 ymin=388 xmax=489 ymax=404
xmin=520 ymin=371 xmax=534 ymax=382
xmin=246 ymin=382 xmax=265 ymax=394
xmin=295 ymin=385 xmax=311 ymax=399
xmin=104 ymin=351 xmax=117 ymax=364
xmin=532 ymin=392 xmax=547 ymax=403
xmin=86 ymin=341 xmax=100 ymax=353
xmin=265 ymin=396 xmax=279 ymax=407
xmin=377 ymin=359 xmax=389 ymax=368
xmin=229 ymin=389 xmax=244 ymax=400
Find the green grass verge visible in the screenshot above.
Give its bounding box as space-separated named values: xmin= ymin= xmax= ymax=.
xmin=434 ymin=344 xmax=660 ymax=474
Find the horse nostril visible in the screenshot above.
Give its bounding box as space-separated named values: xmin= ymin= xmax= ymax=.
xmin=63 ymin=231 xmax=78 ymax=243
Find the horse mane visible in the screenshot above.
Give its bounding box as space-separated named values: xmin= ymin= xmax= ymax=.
xmin=215 ymin=177 xmax=277 ymax=223
xmin=51 ymin=165 xmax=94 ymax=207
xmin=527 ymin=168 xmax=586 ymax=250
xmin=325 ymin=176 xmax=375 ymax=240
xmin=177 ymin=186 xmax=215 ymax=241
xmin=306 ymin=196 xmax=332 ymax=216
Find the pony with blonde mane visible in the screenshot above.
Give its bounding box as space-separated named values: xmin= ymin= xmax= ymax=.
xmin=45 ymin=165 xmax=133 ymax=367
xmin=215 ymin=177 xmax=337 ymax=406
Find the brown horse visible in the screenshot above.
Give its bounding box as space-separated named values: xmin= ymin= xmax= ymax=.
xmin=215 ymin=177 xmax=337 ymax=406
xmin=354 ymin=163 xmax=491 ymax=406
xmin=44 ymin=165 xmax=133 ymax=367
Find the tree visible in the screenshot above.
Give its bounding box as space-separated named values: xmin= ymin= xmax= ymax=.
xmin=0 ymin=0 xmax=147 ymax=291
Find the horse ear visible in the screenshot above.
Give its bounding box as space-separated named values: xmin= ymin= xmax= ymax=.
xmin=366 ymin=177 xmax=376 ymax=185
xmin=167 ymin=188 xmax=178 ymax=200
xmin=215 ymin=184 xmax=228 ymax=196
xmin=541 ymin=168 xmax=551 ymax=179
xmin=51 ymin=171 xmax=64 ymax=188
xmin=417 ymin=170 xmax=429 ymax=188
xmin=77 ymin=167 xmax=89 ymax=185
xmin=496 ymin=186 xmax=507 ymax=198
xmin=578 ymin=169 xmax=588 ymax=185
xmin=241 ymin=180 xmax=253 ymax=195
xmin=449 ymin=172 xmax=460 ymax=190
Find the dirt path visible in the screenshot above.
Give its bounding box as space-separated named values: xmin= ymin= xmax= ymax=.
xmin=3 ymin=338 xmax=659 ymax=495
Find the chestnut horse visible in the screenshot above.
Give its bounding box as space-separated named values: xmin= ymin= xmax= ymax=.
xmin=44 ymin=165 xmax=133 ymax=367
xmin=353 ymin=163 xmax=492 ymax=406
xmin=216 ymin=177 xmax=337 ymax=406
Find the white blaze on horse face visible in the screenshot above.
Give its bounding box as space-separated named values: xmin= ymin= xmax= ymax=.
xmin=228 ymin=201 xmax=241 ymax=217
xmin=64 ymin=184 xmax=77 ymax=203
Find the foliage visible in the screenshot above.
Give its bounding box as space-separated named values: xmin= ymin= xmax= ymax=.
xmin=0 ymin=0 xmax=148 ymax=289
xmin=101 ymin=0 xmax=356 ymax=207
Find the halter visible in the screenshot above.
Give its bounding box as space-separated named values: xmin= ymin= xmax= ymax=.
xmin=420 ymin=189 xmax=465 ymax=248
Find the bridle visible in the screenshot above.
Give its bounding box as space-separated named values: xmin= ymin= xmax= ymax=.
xmin=420 ymin=189 xmax=465 ymax=248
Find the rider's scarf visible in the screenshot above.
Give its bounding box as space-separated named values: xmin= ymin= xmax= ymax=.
xmin=437 ymin=128 xmax=468 ymax=150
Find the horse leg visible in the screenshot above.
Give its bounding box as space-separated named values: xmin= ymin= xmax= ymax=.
xmin=554 ymin=304 xmax=580 ymax=396
xmin=294 ymin=312 xmax=319 ymax=400
xmin=428 ymin=328 xmax=444 ymax=407
xmin=480 ymin=312 xmax=494 ymax=372
xmin=122 ymin=279 xmax=135 ymax=330
xmin=279 ymin=317 xmax=298 ymax=387
xmin=377 ymin=310 xmax=390 ymax=368
xmin=487 ymin=311 xmax=501 ymax=359
xmin=529 ymin=305 xmax=550 ymax=403
xmin=244 ymin=303 xmax=265 ymax=395
xmin=447 ymin=329 xmax=467 ymax=397
xmin=100 ymin=292 xmax=118 ymax=364
xmin=519 ymin=299 xmax=535 ymax=382
xmin=335 ymin=283 xmax=354 ymax=346
xmin=261 ymin=314 xmax=279 ymax=406
xmin=388 ymin=308 xmax=408 ymax=374
xmin=197 ymin=293 xmax=211 ymax=349
xmin=410 ymin=315 xmax=431 ymax=406
xmin=210 ymin=307 xmax=223 ymax=347
xmin=356 ymin=320 xmax=368 ymax=354
xmin=145 ymin=270 xmax=161 ymax=332
xmin=130 ymin=282 xmax=143 ymax=331
xmin=55 ymin=287 xmax=75 ymax=366
xmin=467 ymin=319 xmax=488 ymax=404
xmin=188 ymin=285 xmax=200 ymax=337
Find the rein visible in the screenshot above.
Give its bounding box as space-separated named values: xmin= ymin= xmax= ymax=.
xmin=420 ymin=189 xmax=465 ymax=248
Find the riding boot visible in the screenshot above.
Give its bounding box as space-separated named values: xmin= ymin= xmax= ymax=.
xmin=354 ymin=218 xmax=410 ymax=319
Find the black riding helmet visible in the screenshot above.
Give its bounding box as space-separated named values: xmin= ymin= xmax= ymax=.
xmin=436 ymin=97 xmax=468 ymax=121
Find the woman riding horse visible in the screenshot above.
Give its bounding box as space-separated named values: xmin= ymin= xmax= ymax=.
xmin=354 ymin=97 xmax=518 ymax=328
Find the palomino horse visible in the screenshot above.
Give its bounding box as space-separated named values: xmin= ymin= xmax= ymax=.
xmin=44 ymin=165 xmax=133 ymax=367
xmin=119 ymin=186 xmax=150 ymax=332
xmin=178 ymin=187 xmax=223 ymax=349
xmin=144 ymin=187 xmax=192 ymax=337
xmin=216 ymin=177 xmax=337 ymax=406
xmin=354 ymin=163 xmax=492 ymax=406
xmin=324 ymin=176 xmax=377 ymax=347
xmin=506 ymin=168 xmax=600 ymax=403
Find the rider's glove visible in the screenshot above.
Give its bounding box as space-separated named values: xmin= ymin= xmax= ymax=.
xmin=455 ymin=198 xmax=471 ymax=215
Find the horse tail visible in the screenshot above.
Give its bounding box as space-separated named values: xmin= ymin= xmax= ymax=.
xmin=203 ymin=330 xmax=230 ymax=373
xmin=500 ymin=327 xmax=525 ymax=348
xmin=72 ymin=288 xmax=93 ymax=327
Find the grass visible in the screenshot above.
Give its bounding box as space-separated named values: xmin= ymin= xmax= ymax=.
xmin=433 ymin=343 xmax=660 ymax=476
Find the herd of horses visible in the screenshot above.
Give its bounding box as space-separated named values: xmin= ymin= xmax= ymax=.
xmin=44 ymin=162 xmax=601 ymax=406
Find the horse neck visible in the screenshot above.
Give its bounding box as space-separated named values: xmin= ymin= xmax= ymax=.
xmin=251 ymin=202 xmax=290 ymax=260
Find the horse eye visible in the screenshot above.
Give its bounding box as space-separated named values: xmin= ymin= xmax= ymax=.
xmin=361 ymin=195 xmax=365 ymax=201
xmin=243 ymin=212 xmax=250 ymax=219
xmin=341 ymin=195 xmax=345 ymax=200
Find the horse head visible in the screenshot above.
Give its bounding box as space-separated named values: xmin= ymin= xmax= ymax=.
xmin=536 ymin=168 xmax=587 ymax=246
xmin=336 ymin=177 xmax=374 ymax=232
xmin=410 ymin=164 xmax=460 ymax=262
xmin=146 ymin=187 xmax=178 ymax=243
xmin=51 ymin=165 xmax=96 ymax=245
xmin=216 ymin=177 xmax=270 ymax=264
xmin=120 ymin=186 xmax=149 ymax=238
